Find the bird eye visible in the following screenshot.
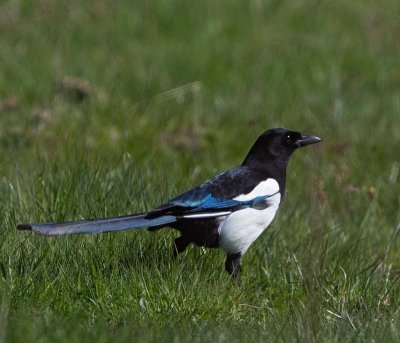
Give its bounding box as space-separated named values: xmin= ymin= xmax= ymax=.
xmin=285 ymin=134 xmax=293 ymax=144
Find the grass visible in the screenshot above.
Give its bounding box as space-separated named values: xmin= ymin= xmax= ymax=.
xmin=1 ymin=0 xmax=400 ymax=341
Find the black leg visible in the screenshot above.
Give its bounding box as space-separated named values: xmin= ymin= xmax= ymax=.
xmin=173 ymin=236 xmax=190 ymax=258
xmin=225 ymin=253 xmax=242 ymax=287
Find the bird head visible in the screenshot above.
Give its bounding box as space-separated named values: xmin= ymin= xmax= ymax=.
xmin=242 ymin=128 xmax=322 ymax=168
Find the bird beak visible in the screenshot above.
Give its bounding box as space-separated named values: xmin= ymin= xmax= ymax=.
xmin=295 ymin=135 xmax=322 ymax=147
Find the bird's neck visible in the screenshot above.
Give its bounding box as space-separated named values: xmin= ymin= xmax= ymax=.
xmin=242 ymin=154 xmax=290 ymax=197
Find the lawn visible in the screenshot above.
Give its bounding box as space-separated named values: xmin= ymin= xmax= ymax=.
xmin=0 ymin=0 xmax=399 ymax=341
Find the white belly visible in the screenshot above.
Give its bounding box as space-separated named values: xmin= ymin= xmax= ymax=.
xmin=218 ymin=189 xmax=280 ymax=255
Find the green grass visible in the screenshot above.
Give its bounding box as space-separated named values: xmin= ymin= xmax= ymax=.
xmin=1 ymin=0 xmax=400 ymax=341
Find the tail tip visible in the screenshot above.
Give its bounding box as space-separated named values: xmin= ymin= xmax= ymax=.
xmin=17 ymin=224 xmax=33 ymax=231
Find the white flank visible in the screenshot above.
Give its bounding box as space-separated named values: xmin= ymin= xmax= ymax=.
xmin=218 ymin=178 xmax=281 ymax=255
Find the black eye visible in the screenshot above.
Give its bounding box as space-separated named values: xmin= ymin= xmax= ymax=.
xmin=285 ymin=134 xmax=294 ymax=144
xmin=284 ymin=132 xmax=301 ymax=145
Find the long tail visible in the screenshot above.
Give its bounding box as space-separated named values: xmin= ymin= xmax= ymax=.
xmin=16 ymin=213 xmax=177 ymax=236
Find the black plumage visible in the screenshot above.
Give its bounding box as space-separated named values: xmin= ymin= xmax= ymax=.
xmin=17 ymin=128 xmax=321 ymax=285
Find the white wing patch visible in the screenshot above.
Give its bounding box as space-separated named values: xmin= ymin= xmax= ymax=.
xmin=218 ymin=178 xmax=281 ymax=255
xmin=233 ymin=178 xmax=280 ymax=201
xmin=180 ymin=212 xmax=231 ymax=219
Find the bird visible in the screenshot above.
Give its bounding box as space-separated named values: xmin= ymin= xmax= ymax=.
xmin=17 ymin=128 xmax=322 ymax=286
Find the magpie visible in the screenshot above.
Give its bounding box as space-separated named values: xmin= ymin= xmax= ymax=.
xmin=17 ymin=128 xmax=321 ymax=286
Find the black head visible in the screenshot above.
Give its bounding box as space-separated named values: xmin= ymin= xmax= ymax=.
xmin=242 ymin=128 xmax=322 ymax=169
